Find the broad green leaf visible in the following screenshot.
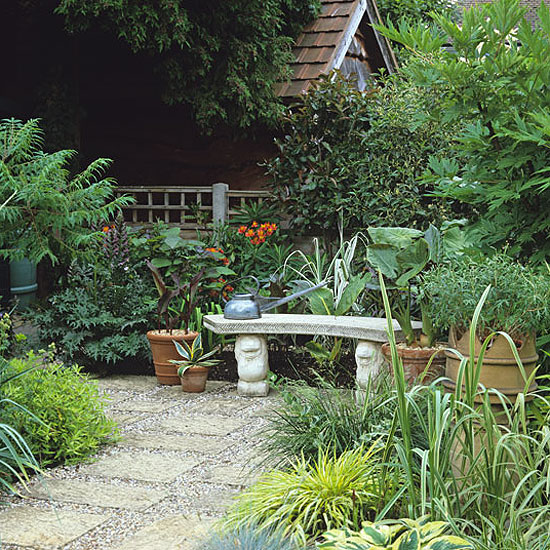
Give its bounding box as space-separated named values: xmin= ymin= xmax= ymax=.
xmin=335 ymin=274 xmax=368 ymax=316
xmin=368 ymin=227 xmax=423 ymax=247
xmin=418 ymin=522 xmax=447 ymax=542
xmin=393 ymin=528 xmax=420 ymax=550
xmin=366 ymin=244 xmax=400 ymax=279
xmin=424 ymin=224 xmax=442 ymax=263
xmin=304 ymin=340 xmax=332 ymax=360
xmin=395 ymin=239 xmax=429 ymax=286
xmin=151 ymin=258 xmax=172 ymax=268
xmin=426 ymin=536 xmax=474 ymax=549
xmin=307 ymin=287 xmax=335 ymax=315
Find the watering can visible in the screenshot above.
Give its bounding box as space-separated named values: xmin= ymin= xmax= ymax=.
xmin=222 ymin=276 xmax=327 ymax=320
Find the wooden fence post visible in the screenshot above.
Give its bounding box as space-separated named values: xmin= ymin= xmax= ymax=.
xmin=212 ymin=182 xmax=229 ymax=225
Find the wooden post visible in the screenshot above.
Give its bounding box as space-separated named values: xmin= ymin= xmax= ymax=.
xmin=212 ymin=183 xmax=229 ymax=226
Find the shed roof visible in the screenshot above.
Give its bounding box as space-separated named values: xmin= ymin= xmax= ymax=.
xmin=275 ymin=0 xmax=396 ymax=97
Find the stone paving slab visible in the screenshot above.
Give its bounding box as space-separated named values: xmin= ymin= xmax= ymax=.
xmin=191 ymin=488 xmax=240 ymax=513
xmin=190 ymin=397 xmax=252 ymax=416
xmin=114 ymin=515 xmax=213 ymax=550
xmin=0 ymin=506 xmax=107 ymax=548
xmin=158 ymin=380 xmax=232 ymax=397
xmin=94 ymin=375 xmax=159 ymax=392
xmin=79 ymin=451 xmax=201 ymax=483
xmin=113 ymin=399 xmax=176 ymax=413
xmin=160 ymin=415 xmax=249 ymax=437
xmin=122 ymin=433 xmax=231 ymax=455
xmin=108 ymin=412 xmax=145 ymax=426
xmin=203 ymin=463 xmax=260 ymax=487
xmin=25 ymin=479 xmax=168 ymax=511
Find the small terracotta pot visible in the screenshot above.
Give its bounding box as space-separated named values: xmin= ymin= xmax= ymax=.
xmin=381 ymin=343 xmax=446 ymax=384
xmin=179 ymin=366 xmax=210 ymax=393
xmin=146 ymin=330 xmax=198 ymax=385
xmin=444 ymin=326 xmax=538 ymax=402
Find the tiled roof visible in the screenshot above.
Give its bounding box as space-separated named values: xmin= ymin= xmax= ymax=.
xmin=275 ymin=0 xmax=369 ymax=97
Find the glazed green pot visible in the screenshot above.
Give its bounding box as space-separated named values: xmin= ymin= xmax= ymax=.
xmin=10 ymin=258 xmax=37 ymax=309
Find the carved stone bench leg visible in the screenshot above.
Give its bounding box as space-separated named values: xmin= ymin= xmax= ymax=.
xmin=235 ymin=334 xmax=270 ymax=397
xmin=355 ymin=340 xmax=386 ymax=390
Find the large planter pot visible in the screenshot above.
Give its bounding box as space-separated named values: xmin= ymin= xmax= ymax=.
xmin=146 ymin=329 xmax=198 ymax=385
xmin=443 ymin=326 xmax=538 ymax=402
xmin=381 ymin=343 xmax=446 ymax=384
xmin=9 ymin=258 xmax=37 ymax=310
xmin=179 ymin=366 xmax=210 ymax=393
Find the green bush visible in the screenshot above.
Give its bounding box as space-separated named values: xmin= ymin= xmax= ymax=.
xmin=224 ymin=445 xmax=402 ymax=545
xmin=0 ymin=118 xmax=130 ymax=265
xmin=1 ymin=348 xmax=117 ymax=466
xmin=377 ymin=0 xmax=456 ymax=26
xmin=260 ymin=377 xmax=428 ymax=466
xmin=266 ymin=73 xmax=458 ymax=238
xmin=376 ymin=0 xmax=550 ymax=262
xmin=420 ymin=253 xmax=550 ymax=338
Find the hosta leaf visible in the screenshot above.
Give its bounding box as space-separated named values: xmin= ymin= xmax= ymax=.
xmin=418 ymin=522 xmax=447 ymax=542
xmin=393 ymin=529 xmax=420 ymax=550
xmin=366 ymin=244 xmax=399 ymax=279
xmin=425 ymin=536 xmax=474 ymax=550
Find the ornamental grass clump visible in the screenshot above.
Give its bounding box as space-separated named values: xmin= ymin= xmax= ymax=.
xmin=223 ymin=445 xmax=400 ymax=545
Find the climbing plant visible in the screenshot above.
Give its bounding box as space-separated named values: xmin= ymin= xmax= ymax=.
xmin=54 ymin=0 xmax=321 ymax=132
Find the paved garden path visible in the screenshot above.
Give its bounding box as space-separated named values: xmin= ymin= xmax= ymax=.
xmin=0 ymin=376 xmax=278 ymax=550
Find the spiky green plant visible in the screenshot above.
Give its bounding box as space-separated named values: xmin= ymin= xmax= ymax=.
xmin=223 ymin=444 xmax=400 ymax=545
xmin=170 ymin=334 xmax=221 ymax=376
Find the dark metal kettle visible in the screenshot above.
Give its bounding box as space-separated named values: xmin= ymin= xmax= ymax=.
xmin=222 ymin=276 xmax=327 ymax=320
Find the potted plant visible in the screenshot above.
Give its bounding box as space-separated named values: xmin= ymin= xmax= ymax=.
xmin=420 ymin=253 xmax=550 ymax=400
xmin=146 ymin=243 xmax=234 ymax=385
xmin=366 ymin=225 xmax=445 ymax=383
xmin=170 ymin=334 xmax=221 ymax=392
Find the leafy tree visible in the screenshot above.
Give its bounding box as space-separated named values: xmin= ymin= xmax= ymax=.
xmin=54 ymin=0 xmax=321 ymax=132
xmin=0 ymin=118 xmax=131 ymax=264
xmin=266 ymin=72 xmax=457 ymax=238
xmin=377 ymin=0 xmax=456 ymax=26
xmin=376 ymin=0 xmax=550 ymax=262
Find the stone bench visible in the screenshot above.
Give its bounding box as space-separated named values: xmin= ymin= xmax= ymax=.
xmin=203 ymin=314 xmax=420 ymax=396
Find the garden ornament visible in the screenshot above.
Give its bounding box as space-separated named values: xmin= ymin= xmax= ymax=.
xmin=222 ymin=276 xmax=327 ymax=320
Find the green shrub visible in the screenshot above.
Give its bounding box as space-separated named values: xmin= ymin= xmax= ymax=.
xmin=420 ymin=253 xmax=550 ymax=338
xmin=376 ymin=0 xmax=550 ymax=262
xmin=1 ymin=348 xmax=117 ymax=466
xmin=260 ymin=377 xmax=428 ymax=467
xmin=0 ymin=118 xmax=130 ymax=265
xmin=266 ymin=73 xmax=458 ymax=238
xmin=377 ymin=0 xmax=456 ymax=26
xmin=224 ymin=445 xmax=401 ymax=545
xmin=31 ymin=261 xmax=155 ymax=367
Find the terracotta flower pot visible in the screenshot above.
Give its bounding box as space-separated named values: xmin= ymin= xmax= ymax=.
xmin=444 ymin=326 xmax=538 ymax=402
xmin=146 ymin=329 xmax=198 ymax=385
xmin=381 ymin=342 xmax=446 ymax=384
xmin=179 ymin=366 xmax=210 ymax=393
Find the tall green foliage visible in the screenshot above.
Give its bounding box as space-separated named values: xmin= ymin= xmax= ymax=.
xmin=266 ymin=73 xmax=457 ymax=237
xmin=0 ymin=118 xmax=131 ymax=264
xmin=376 ymin=0 xmax=550 ymax=262
xmin=54 ymin=0 xmax=320 ymax=131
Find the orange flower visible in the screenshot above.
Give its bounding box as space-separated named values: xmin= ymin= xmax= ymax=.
xmin=245 ymin=229 xmax=254 ymax=238
xmin=102 ymin=226 xmax=110 ymax=233
xmin=238 ymin=225 xmax=247 ymax=234
xmin=251 ymin=221 xmax=259 ymax=228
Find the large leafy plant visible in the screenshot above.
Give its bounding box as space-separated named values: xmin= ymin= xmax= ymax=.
xmin=55 ymin=0 xmax=320 ymax=131
xmin=0 ymin=118 xmax=131 ymax=264
xmin=376 ymin=0 xmax=550 ymax=262
xmin=319 ymin=517 xmax=473 ymax=549
xmin=266 ymin=73 xmax=457 ymax=238
xmin=366 ymin=226 xmax=442 ymax=346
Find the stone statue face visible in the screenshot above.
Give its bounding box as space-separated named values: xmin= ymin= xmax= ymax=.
xmin=235 ymin=335 xmax=268 ymax=382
